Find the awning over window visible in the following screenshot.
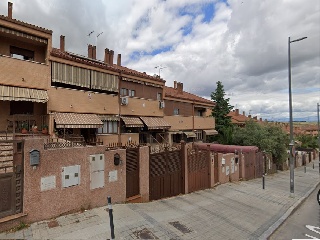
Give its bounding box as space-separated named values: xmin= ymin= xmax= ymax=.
xmin=203 ymin=129 xmax=218 ymax=135
xmin=54 ymin=112 xmax=103 ymax=128
xmin=140 ymin=117 xmax=171 ymax=130
xmin=121 ymin=116 xmax=144 ymax=128
xmin=99 ymin=115 xmax=119 ymax=122
xmin=0 ymin=85 xmax=48 ymax=103
xmin=184 ymin=131 xmax=196 ymax=138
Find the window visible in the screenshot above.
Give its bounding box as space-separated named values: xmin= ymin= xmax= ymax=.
xmin=98 ymin=121 xmax=118 ymax=134
xmin=174 ymin=108 xmax=179 ymax=115
xmin=10 ymin=101 xmax=33 ymax=115
xmin=198 ymin=110 xmax=204 ymax=116
xmin=157 ymin=92 xmax=162 ymax=100
xmin=120 ymin=88 xmax=128 ymax=96
xmin=195 ymin=131 xmax=203 ymax=140
xmin=128 ymin=89 xmax=135 ymax=97
xmin=10 ymin=46 xmax=34 ymax=61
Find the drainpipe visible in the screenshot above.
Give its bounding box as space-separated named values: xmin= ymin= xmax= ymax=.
xmin=118 ymin=71 xmax=122 ymax=146
xmin=192 ymin=101 xmax=195 ymax=142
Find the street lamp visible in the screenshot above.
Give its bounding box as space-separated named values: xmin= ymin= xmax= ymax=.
xmin=317 ymin=103 xmax=320 ymax=174
xmin=288 ymin=36 xmax=307 ymax=194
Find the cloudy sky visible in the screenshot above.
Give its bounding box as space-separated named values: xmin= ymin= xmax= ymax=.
xmin=1 ymin=0 xmax=319 ymax=121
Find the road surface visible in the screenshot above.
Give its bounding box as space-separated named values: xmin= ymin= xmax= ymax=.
xmin=270 ymin=187 xmax=320 ymax=240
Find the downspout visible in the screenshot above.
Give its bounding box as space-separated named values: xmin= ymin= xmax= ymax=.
xmin=118 ymin=71 xmax=122 ymax=145
xmin=192 ymin=101 xmax=195 ymax=142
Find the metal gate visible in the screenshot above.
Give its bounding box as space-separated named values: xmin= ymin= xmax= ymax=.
xmin=187 ymin=148 xmax=210 ymax=193
xmin=255 ymin=152 xmax=264 ymax=178
xmin=242 ymin=151 xmax=255 ymax=180
xmin=0 ymin=140 xmax=24 ymax=219
xmin=126 ymin=147 xmax=140 ymax=198
xmin=149 ymin=145 xmax=182 ymax=201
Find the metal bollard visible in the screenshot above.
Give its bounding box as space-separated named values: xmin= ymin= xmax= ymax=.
xmin=304 ymin=165 xmax=306 ymax=173
xmin=313 ymin=163 xmax=314 ymax=169
xmin=262 ymin=175 xmax=265 ymax=189
xmin=107 ymin=196 xmax=115 ymax=240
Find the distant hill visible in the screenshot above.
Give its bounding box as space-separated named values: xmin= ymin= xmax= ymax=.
xmin=272 ymin=116 xmax=318 ymax=123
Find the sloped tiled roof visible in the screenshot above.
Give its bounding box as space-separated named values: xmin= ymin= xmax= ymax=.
xmin=227 ymin=111 xmax=257 ymax=124
xmin=164 ymin=86 xmax=215 ymax=106
xmin=0 ymin=15 xmax=52 ymax=34
xmin=50 ymin=48 xmax=165 ymax=83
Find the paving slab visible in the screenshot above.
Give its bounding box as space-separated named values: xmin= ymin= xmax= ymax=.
xmin=0 ymin=161 xmax=319 ymax=239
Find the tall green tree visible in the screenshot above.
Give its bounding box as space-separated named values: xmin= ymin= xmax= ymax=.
xmin=210 ymin=81 xmax=234 ymax=144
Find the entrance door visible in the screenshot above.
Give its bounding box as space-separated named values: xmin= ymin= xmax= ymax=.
xmin=0 ymin=140 xmax=23 ymax=218
xmin=126 ymin=148 xmax=140 ymax=198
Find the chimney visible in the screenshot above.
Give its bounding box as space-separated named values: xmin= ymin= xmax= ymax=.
xmin=92 ymin=46 xmax=96 ymax=59
xmin=177 ymin=82 xmax=183 ymax=93
xmin=260 ymin=118 xmax=262 ymax=121
xmin=248 ymin=115 xmax=251 ymax=118
xmin=117 ymin=54 xmax=121 ymax=66
xmin=104 ymin=48 xmax=110 ymax=64
xmin=60 ymin=35 xmax=65 ymax=52
xmin=88 ymin=44 xmax=93 ymax=58
xmin=109 ymin=50 xmax=114 ymax=65
xmin=235 ymin=109 xmax=239 ymax=116
xmin=174 ymin=81 xmax=177 ymax=89
xmin=243 ymin=111 xmax=245 ymax=116
xmin=253 ymin=116 xmax=257 ymax=120
xmin=8 ymin=2 xmax=13 ymax=19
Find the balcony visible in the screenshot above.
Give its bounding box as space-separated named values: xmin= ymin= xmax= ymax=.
xmin=0 ymin=55 xmax=49 ymax=90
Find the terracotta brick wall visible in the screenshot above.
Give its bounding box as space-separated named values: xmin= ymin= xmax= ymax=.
xmin=22 ymin=138 xmax=126 ymax=223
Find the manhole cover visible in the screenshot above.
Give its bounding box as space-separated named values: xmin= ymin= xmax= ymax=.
xmin=133 ymin=228 xmax=158 ymax=239
xmin=169 ymin=221 xmax=192 ymax=234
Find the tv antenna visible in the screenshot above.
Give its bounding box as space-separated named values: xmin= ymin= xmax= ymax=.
xmin=155 ymin=65 xmax=167 ymax=78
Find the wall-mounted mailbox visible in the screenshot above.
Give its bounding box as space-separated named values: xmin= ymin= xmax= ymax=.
xmin=221 ymin=158 xmax=225 ymax=165
xmin=30 ymin=149 xmax=40 ymax=166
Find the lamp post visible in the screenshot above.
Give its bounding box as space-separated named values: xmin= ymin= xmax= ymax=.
xmin=317 ymin=103 xmax=320 ymax=174
xmin=288 ymin=36 xmax=307 ymax=194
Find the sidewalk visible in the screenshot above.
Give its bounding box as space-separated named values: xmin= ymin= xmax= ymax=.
xmin=1 ymin=161 xmax=319 ymax=240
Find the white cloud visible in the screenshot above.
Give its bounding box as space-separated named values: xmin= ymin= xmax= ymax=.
xmin=1 ymin=0 xmax=319 ymax=121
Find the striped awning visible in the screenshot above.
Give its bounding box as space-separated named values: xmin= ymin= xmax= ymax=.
xmin=0 ymin=85 xmax=48 ymax=103
xmin=184 ymin=131 xmax=196 ymax=138
xmin=99 ymin=115 xmax=119 ymax=122
xmin=121 ymin=116 xmax=144 ymax=128
xmin=140 ymin=117 xmax=171 ymax=130
xmin=203 ymin=129 xmax=218 ymax=135
xmin=54 ymin=112 xmax=103 ymax=128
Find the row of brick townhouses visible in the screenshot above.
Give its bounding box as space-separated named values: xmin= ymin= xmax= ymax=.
xmin=0 ymin=2 xmax=216 ymax=145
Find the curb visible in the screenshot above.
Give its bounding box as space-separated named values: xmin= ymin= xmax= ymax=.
xmin=259 ymin=170 xmax=320 ymax=240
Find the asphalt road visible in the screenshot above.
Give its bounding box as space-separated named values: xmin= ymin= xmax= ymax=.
xmin=270 ymin=186 xmax=320 ymax=240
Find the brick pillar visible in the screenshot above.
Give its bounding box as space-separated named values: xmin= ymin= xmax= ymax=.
xmin=181 ymin=140 xmax=188 ymax=194
xmin=207 ymin=144 xmax=212 ymax=188
xmin=139 ymin=146 xmax=149 ymax=202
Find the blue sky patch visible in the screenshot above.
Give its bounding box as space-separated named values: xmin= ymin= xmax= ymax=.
xmin=201 ymin=2 xmax=215 ymax=23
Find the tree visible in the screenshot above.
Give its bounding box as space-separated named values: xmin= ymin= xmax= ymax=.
xmin=296 ymin=134 xmax=318 ymax=149
xmin=232 ymin=120 xmax=288 ymax=166
xmin=210 ymin=81 xmax=234 ymax=144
